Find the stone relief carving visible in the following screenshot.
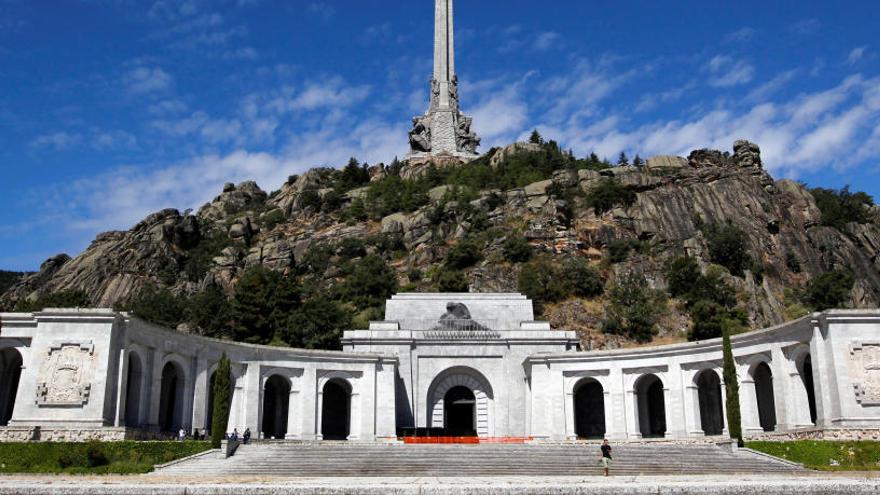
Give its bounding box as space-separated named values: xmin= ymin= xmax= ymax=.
xmin=35 ymin=342 xmax=94 ymax=407
xmin=850 ymin=341 xmax=880 ymax=405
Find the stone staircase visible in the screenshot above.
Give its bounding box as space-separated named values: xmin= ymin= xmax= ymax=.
xmin=154 ymin=442 xmax=803 ymax=477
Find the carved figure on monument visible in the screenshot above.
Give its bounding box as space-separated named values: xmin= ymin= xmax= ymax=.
xmin=35 ymin=342 xmax=94 ymax=406
xmin=431 ymin=302 xmax=491 ymax=332
xmin=409 ymin=116 xmax=432 ymax=153
xmin=456 ymin=115 xmax=480 ymax=154
xmin=449 ymin=75 xmax=459 ymax=111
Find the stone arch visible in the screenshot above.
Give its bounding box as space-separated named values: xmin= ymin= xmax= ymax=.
xmin=695 ymin=369 xmax=724 ymax=436
xmin=791 ymin=347 xmax=817 ymax=425
xmin=427 ymin=367 xmax=494 ymax=437
xmin=0 ymin=347 xmax=23 ymax=426
xmin=321 ymin=378 xmax=351 ymax=441
xmin=261 ymin=374 xmax=291 ymax=439
xmin=573 ymin=378 xmax=605 ymax=439
xmin=158 ymin=359 xmax=186 ymax=432
xmin=124 ymin=349 xmax=146 ymax=427
xmin=750 ymin=361 xmax=776 ymax=432
xmin=634 ymin=373 xmax=666 ymax=438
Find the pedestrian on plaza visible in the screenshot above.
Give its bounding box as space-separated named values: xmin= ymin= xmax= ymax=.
xmin=231 ymin=428 xmax=239 ymax=442
xmin=243 ymin=428 xmax=251 ymax=444
xmin=178 ymin=428 xmax=186 ymax=442
xmin=598 ymin=439 xmax=612 ymax=476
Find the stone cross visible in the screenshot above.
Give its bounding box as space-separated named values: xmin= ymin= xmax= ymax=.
xmin=408 ymin=0 xmax=480 ymax=159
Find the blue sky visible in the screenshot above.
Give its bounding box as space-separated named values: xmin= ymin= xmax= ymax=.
xmin=1 ymin=0 xmax=878 ymax=271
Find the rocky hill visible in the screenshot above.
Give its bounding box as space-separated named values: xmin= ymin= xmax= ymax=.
xmin=3 ymin=139 xmax=878 ymax=349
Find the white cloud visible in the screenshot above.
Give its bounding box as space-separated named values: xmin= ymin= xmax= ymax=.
xmin=306 ymin=2 xmax=335 ymax=21
xmin=790 ymin=19 xmax=821 ymax=36
xmin=532 ymin=32 xmax=560 ymax=52
xmin=747 ymin=69 xmax=799 ymax=103
xmin=28 ymin=132 xmax=82 ymax=150
xmin=847 ymin=46 xmax=868 ymax=65
xmin=705 ymin=55 xmax=755 ymax=87
xmin=724 ymin=27 xmax=756 ymax=43
xmin=123 ymin=66 xmax=172 ymax=94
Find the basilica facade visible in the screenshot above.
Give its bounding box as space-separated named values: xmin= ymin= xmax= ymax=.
xmin=0 ymin=293 xmax=878 ymax=442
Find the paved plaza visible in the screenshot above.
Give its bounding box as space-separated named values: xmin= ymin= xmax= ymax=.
xmin=0 ymin=473 xmax=878 ymax=495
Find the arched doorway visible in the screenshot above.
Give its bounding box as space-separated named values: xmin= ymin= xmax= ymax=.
xmin=321 ymin=379 xmax=351 ymax=441
xmin=443 ymin=386 xmax=476 ymax=436
xmin=573 ymin=379 xmax=605 ymax=439
xmin=635 ymin=374 xmax=666 ymax=438
xmin=800 ymin=355 xmax=817 ymax=425
xmin=696 ymin=370 xmax=724 ymax=436
xmin=0 ymin=348 xmax=22 ymax=426
xmin=158 ymin=361 xmax=185 ymax=432
xmin=124 ymin=352 xmax=144 ymax=427
xmin=427 ymin=367 xmax=494 ymax=437
xmin=262 ymin=375 xmax=291 ymax=439
xmin=753 ymin=362 xmax=776 ymax=432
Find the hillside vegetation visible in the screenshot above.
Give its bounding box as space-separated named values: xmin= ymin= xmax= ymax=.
xmin=2 ymin=136 xmax=877 ymax=350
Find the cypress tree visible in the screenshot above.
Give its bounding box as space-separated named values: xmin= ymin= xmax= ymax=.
xmin=722 ymin=324 xmax=743 ymax=446
xmin=210 ymin=354 xmax=232 ymax=448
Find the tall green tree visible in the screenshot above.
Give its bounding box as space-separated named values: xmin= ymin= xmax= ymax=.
xmin=722 ymin=323 xmax=743 ymax=446
xmin=210 ymin=354 xmax=232 ymax=448
xmin=229 ymin=266 xmax=300 ymax=345
xmin=127 ymin=284 xmax=184 ymax=329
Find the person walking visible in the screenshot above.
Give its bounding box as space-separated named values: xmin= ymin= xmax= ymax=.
xmin=243 ymin=428 xmax=251 ymax=444
xmin=178 ymin=428 xmax=186 ymax=442
xmin=599 ymin=439 xmax=612 ymax=476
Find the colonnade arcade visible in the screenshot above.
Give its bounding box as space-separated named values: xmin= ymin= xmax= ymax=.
xmin=565 ymin=351 xmax=821 ymax=440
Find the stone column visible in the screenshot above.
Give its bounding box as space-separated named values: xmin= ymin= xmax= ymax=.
xmin=740 ymin=373 xmax=762 ymax=435
xmin=242 ymin=363 xmax=261 ymax=435
xmin=527 ymin=361 xmax=552 ymax=441
xmin=113 ymin=348 xmax=127 ymax=427
xmin=770 ymin=346 xmax=791 ymax=432
xmin=665 ymin=363 xmax=687 ymax=438
xmin=607 ymin=368 xmax=627 ymax=440
xmin=685 ymin=381 xmax=703 ymax=437
xmin=300 ymin=367 xmax=318 ymax=441
xmin=190 ymin=356 xmax=210 ymax=431
xmin=147 ymin=348 xmax=164 ymax=427
xmin=375 ymin=360 xmax=398 ymax=441
xmin=810 ymin=322 xmax=832 ymax=427
xmin=285 ymin=387 xmax=301 ymax=440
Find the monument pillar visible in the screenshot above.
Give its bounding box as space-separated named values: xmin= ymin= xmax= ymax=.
xmin=408 ymin=0 xmax=479 ymax=160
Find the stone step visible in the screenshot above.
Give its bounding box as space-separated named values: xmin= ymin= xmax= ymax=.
xmin=155 ymin=443 xmax=801 ymax=477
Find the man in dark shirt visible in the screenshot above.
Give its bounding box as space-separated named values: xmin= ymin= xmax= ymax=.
xmin=599 ymin=439 xmax=612 ymax=476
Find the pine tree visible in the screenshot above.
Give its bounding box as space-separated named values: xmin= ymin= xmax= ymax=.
xmin=722 ymin=323 xmax=743 ymax=446
xmin=210 ymin=354 xmax=232 ymax=448
xmin=617 ymin=151 xmax=629 ymax=167
xmin=529 ymin=129 xmax=544 ymax=145
xmin=633 ymin=154 xmax=644 ymax=167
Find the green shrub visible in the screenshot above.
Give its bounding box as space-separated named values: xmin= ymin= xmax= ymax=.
xmin=586 ymin=179 xmax=637 ymax=215
xmin=211 ymin=354 xmax=232 ymax=448
xmin=0 ymin=441 xmax=211 ymax=474
xmin=435 ymin=269 xmax=469 ymax=292
xmin=804 ymin=270 xmax=854 ymax=311
xmin=502 ymin=236 xmax=534 ymax=263
xmin=260 ymin=209 xmax=285 ymax=231
xmin=184 ymin=284 xmax=231 ymax=338
xmin=14 ymin=289 xmax=92 ymax=312
xmin=127 ymin=284 xmax=185 ymax=329
xmin=564 ymin=258 xmax=603 ymax=298
xmin=702 ymin=222 xmax=753 ymax=277
xmin=286 ymin=296 xmax=352 ymax=349
xmin=603 ymin=273 xmax=666 ymax=343
xmin=607 ymin=239 xmax=647 ymax=263
xmin=182 ymin=230 xmax=231 ymax=282
xmin=339 ymin=256 xmax=398 ymax=311
xmin=445 ymin=239 xmax=483 ymax=270
xmin=810 ymin=186 xmax=874 ymax=230
xmin=229 ymin=267 xmax=300 ymax=345
xmin=337 ymin=237 xmax=367 ymax=259
xmin=0 ymin=270 xmax=26 ymax=294
xmin=298 ymin=187 xmax=323 ymax=211
xmin=407 ymin=267 xmax=423 ymax=283
xmin=785 ymin=252 xmax=802 ymax=273
xmin=747 ymin=441 xmax=880 ymax=471
xmin=518 ymin=258 xmax=570 ymax=309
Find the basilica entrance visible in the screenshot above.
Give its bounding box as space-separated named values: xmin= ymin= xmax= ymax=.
xmin=443 ymin=386 xmax=476 ymax=436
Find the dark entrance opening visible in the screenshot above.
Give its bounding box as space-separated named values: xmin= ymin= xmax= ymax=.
xmin=754 ymin=362 xmax=777 ymax=432
xmin=636 ymin=374 xmax=666 ymax=438
xmin=574 ymin=379 xmax=605 ymax=439
xmin=158 ymin=362 xmax=183 ymax=432
xmin=0 ymin=348 xmax=22 ymax=426
xmin=801 ymin=355 xmax=817 ymax=425
xmin=321 ymin=379 xmax=350 ymax=440
xmin=696 ymin=370 xmax=724 ymax=435
xmin=443 ymin=386 xmax=476 ymax=436
xmin=262 ymin=375 xmax=291 ymax=439
xmin=124 ymin=353 xmax=143 ymax=427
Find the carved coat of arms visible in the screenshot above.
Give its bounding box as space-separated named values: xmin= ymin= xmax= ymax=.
xmin=851 ymin=342 xmax=880 ymax=405
xmin=35 ymin=342 xmax=94 ymax=406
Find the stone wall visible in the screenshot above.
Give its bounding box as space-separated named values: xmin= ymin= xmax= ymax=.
xmin=747 ymin=428 xmax=880 ymax=442
xmin=0 ymin=426 xmax=169 ymax=442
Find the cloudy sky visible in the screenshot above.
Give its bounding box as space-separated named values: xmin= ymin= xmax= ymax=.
xmin=0 ymin=0 xmax=878 ymax=271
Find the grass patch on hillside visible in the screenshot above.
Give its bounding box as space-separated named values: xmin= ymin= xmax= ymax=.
xmin=747 ymin=440 xmax=880 ymax=471
xmin=0 ymin=441 xmax=211 ymax=474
